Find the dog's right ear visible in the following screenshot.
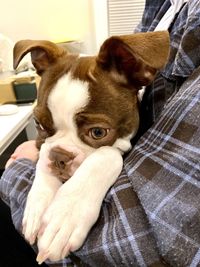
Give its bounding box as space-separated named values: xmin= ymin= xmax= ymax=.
xmin=13 ymin=40 xmax=66 ymax=75
xmin=96 ymin=31 xmax=170 ymax=87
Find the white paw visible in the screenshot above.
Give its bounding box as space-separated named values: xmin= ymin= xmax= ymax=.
xmin=22 ymin=188 xmax=56 ymax=245
xmin=22 ymin=145 xmax=62 ymax=245
xmin=35 ymin=146 xmax=123 ymax=263
xmin=36 ymin=183 xmax=100 ymax=263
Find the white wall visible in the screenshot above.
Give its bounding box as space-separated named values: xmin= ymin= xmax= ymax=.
xmin=0 ymin=0 xmax=144 ymax=56
xmin=91 ymin=0 xmax=109 ymax=53
xmin=0 ymin=0 xmax=99 ymax=54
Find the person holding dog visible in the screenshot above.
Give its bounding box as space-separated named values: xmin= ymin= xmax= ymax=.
xmin=0 ymin=0 xmax=200 ymax=266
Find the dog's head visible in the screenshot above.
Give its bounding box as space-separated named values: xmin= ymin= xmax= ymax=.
xmin=13 ymin=31 xmax=169 ymax=179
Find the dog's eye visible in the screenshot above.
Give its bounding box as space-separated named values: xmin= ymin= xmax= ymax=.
xmin=89 ymin=127 xmax=108 ymax=139
xmin=34 ymin=118 xmax=45 ymax=131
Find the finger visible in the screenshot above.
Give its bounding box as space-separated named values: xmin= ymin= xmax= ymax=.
xmin=36 ymin=250 xmax=49 ymax=265
xmin=61 ymin=243 xmax=71 ymax=259
xmin=10 ymin=153 xmax=18 ymax=159
xmin=23 ymin=209 xmax=40 ymax=245
xmin=37 ymin=219 xmax=61 ymax=253
xmin=23 ymin=203 xmax=42 ymax=244
xmin=45 ymin=224 xmax=73 ymax=261
xmin=60 ymin=227 xmax=88 ymax=260
xmin=67 ymin=227 xmax=88 ymax=252
xmin=37 ymin=223 xmax=46 ymax=239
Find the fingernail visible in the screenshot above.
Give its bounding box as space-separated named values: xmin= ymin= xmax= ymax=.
xmin=36 ymin=251 xmax=49 ymax=265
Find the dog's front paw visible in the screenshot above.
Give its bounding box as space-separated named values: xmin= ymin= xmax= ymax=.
xmin=36 ymin=184 xmax=100 ymax=263
xmin=22 ymin=189 xmax=56 ymax=245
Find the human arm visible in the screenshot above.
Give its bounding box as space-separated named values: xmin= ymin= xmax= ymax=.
xmin=1 ymin=66 xmax=200 ymax=266
xmin=5 ymin=140 xmax=39 ymax=169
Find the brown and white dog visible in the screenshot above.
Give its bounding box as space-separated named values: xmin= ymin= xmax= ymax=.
xmin=14 ymin=31 xmax=169 ymax=263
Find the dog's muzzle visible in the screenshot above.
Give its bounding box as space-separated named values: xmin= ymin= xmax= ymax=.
xmin=48 ymin=145 xmax=87 ymax=182
xmin=48 ymin=146 xmax=75 ymax=182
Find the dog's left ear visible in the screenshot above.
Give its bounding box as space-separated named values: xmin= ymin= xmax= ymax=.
xmin=13 ymin=40 xmax=66 ymax=75
xmin=96 ymin=31 xmax=170 ymax=86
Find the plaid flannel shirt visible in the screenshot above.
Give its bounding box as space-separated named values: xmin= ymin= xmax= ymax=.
xmin=1 ymin=0 xmax=200 ymax=266
xmin=0 ymin=63 xmax=200 ymax=267
xmin=137 ymin=0 xmax=200 ymax=131
xmin=136 ymin=0 xmax=200 ymax=79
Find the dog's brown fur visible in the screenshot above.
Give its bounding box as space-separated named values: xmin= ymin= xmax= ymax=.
xmin=13 ymin=31 xmax=170 ymax=262
xmin=14 ymin=31 xmax=170 ymax=150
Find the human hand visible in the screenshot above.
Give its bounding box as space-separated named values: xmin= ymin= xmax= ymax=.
xmin=5 ymin=140 xmax=39 ymax=169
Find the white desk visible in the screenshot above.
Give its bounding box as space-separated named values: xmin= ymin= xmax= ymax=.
xmin=0 ymin=104 xmax=34 ymax=155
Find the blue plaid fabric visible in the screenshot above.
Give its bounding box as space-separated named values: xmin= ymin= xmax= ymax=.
xmin=136 ymin=0 xmax=200 ymax=79
xmin=1 ymin=65 xmax=200 ymax=267
xmin=1 ymin=0 xmax=200 ymax=266
xmin=137 ymin=0 xmax=200 ymax=129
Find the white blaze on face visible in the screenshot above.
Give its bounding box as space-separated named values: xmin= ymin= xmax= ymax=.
xmin=48 ymin=73 xmax=89 ymax=131
xmin=46 ymin=72 xmax=134 ymax=157
xmin=46 ymin=73 xmax=93 ymax=154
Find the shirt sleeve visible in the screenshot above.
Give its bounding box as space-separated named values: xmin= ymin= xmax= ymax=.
xmin=0 ymin=159 xmax=75 ymax=267
xmin=0 ymin=159 xmax=35 ymax=231
xmin=0 ymin=64 xmax=200 ymax=266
